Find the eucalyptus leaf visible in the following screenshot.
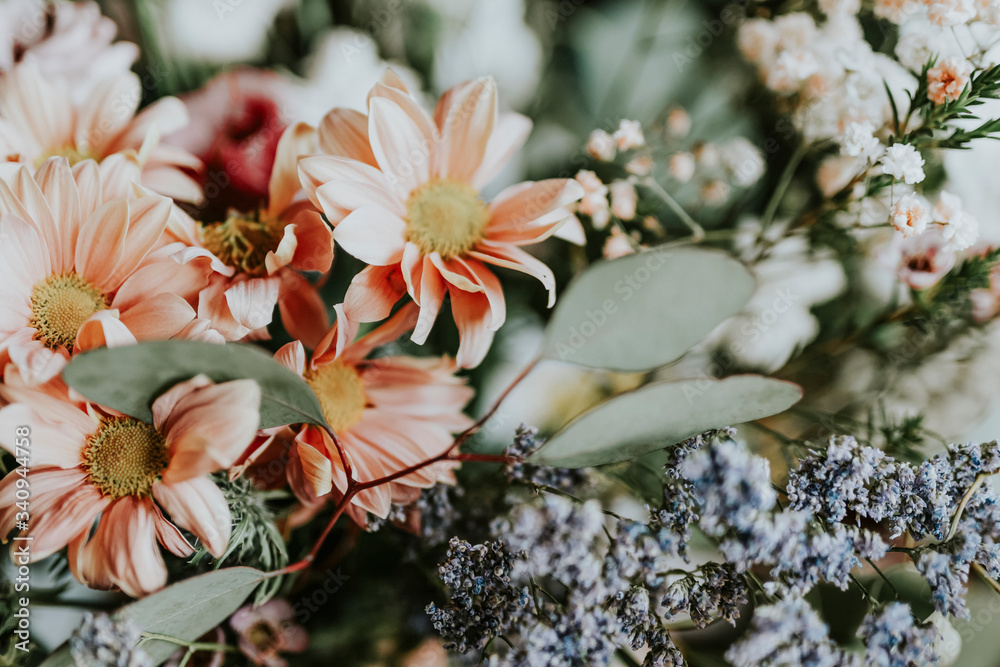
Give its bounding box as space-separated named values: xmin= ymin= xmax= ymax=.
xmin=531 ymin=375 xmax=802 ymax=468
xmin=40 ymin=567 xmax=266 ymax=667
xmin=62 ymin=341 xmax=326 ymax=429
xmin=542 ymin=248 xmax=754 ymax=371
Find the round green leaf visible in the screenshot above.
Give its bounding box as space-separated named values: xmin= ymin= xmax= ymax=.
xmin=40 ymin=567 xmax=266 ymax=667
xmin=531 ymin=375 xmax=802 ymax=468
xmin=542 ymin=248 xmax=754 ymax=371
xmin=62 ymin=341 xmax=326 ymax=429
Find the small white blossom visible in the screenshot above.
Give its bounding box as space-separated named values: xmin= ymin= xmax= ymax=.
xmin=625 ymin=155 xmax=654 ymax=176
xmin=666 ymin=108 xmax=692 ymax=138
xmin=879 ymin=143 xmax=925 ymax=184
xmin=766 ymin=49 xmax=820 ymax=92
xmin=840 ymin=122 xmax=883 ymax=161
xmin=575 ymin=170 xmax=611 ymax=229
xmin=609 ymin=180 xmax=637 ymax=221
xmin=613 ymin=119 xmax=645 ymax=150
xmin=586 ymin=129 xmax=617 ymax=162
xmin=890 ymin=193 xmax=930 ymax=237
xmin=934 ymin=191 xmax=979 ymax=250
xmin=927 ymin=56 xmax=972 ymax=105
xmin=875 ymin=0 xmax=925 ymax=23
xmin=927 ymin=0 xmax=976 ymax=26
xmin=668 ymin=152 xmax=696 ymax=183
xmin=722 ymin=138 xmax=766 ymax=187
xmin=819 ymin=0 xmax=862 ymax=16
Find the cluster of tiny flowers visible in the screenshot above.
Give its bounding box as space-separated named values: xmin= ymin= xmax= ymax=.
xmin=726 ymin=598 xmax=859 ymax=667
xmin=504 ymin=425 xmax=589 ymax=492
xmin=661 ymin=562 xmax=748 ymax=628
xmin=414 ymin=484 xmax=462 ymax=548
xmin=425 ymin=538 xmax=530 ymax=653
xmin=70 ymin=613 xmax=151 ymax=667
xmin=787 ymin=435 xmax=886 ymax=523
xmin=858 ymin=603 xmax=941 ymax=667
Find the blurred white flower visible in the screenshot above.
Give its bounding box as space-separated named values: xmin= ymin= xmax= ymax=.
xmin=602 ymin=227 xmax=636 ymax=259
xmin=701 ymin=180 xmax=732 ymax=206
xmin=609 ymin=180 xmax=637 ymax=221
xmin=840 ymin=122 xmax=883 ymax=161
xmin=722 ymin=137 xmax=766 ymax=187
xmin=712 ymin=234 xmax=847 ymax=372
xmin=879 ymin=143 xmax=925 ymax=184
xmin=666 ymin=108 xmax=691 ymax=138
xmin=895 ymin=229 xmax=956 ymax=289
xmin=586 ymin=129 xmax=617 ymax=162
xmin=766 ymin=49 xmax=820 ymax=92
xmin=430 ymin=0 xmax=543 ymax=109
xmin=934 ymin=191 xmax=979 ymax=250
xmin=737 ymin=18 xmax=778 ymax=64
xmin=668 ymin=152 xmax=696 ymax=183
xmin=927 ymin=0 xmax=976 ymax=26
xmin=816 ymin=155 xmax=863 ymax=197
xmin=155 ymin=0 xmax=294 ymax=64
xmin=575 ymin=170 xmax=610 ymax=230
xmin=613 ymin=119 xmax=646 ymax=151
xmin=293 ymin=28 xmax=420 ymax=123
xmin=890 ymin=193 xmax=930 ymax=237
xmin=875 ymin=0 xmax=925 ymax=23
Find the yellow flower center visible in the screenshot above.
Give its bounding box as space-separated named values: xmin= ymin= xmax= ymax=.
xmin=82 ymin=416 xmax=169 ymax=499
xmin=200 ymin=211 xmax=288 ymax=276
xmin=29 ymin=272 xmax=109 ymax=352
xmin=304 ymin=361 xmax=367 ymax=433
xmin=35 ymin=146 xmax=93 ymax=168
xmin=405 ymin=179 xmax=489 ymax=259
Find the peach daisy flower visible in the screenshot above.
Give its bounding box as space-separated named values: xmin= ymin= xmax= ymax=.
xmin=0 ymin=370 xmax=261 ymax=597
xmin=167 ymin=123 xmax=333 ymax=346
xmin=299 ymin=72 xmax=584 ymax=368
xmin=273 ymin=304 xmax=473 ymax=525
xmin=0 ymin=61 xmax=203 ymax=202
xmin=0 ymin=158 xmax=207 ymax=384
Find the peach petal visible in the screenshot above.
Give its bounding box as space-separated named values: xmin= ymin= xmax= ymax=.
xmin=274 ymin=341 xmax=306 ymax=376
xmin=412 ymin=259 xmax=447 ymax=345
xmin=75 ymin=310 xmax=136 ymax=352
xmin=268 ymin=122 xmax=317 ymax=216
xmin=154 ymin=478 xmax=231 ymax=558
xmin=437 ymin=77 xmax=496 ymax=183
xmin=471 ymin=112 xmax=532 ymax=189
xmin=278 ymin=271 xmax=329 ymax=350
xmin=74 ymin=199 xmax=130 ymax=292
xmin=368 ymin=97 xmax=431 ymax=200
xmin=469 ymin=242 xmax=556 ymax=307
xmin=118 ymin=292 xmax=197 ymax=340
xmin=224 ymin=276 xmax=281 ymax=332
xmin=449 ymin=286 xmax=494 ymax=369
xmin=332 ymin=205 xmax=407 ymax=266
xmin=342 ymin=264 xmax=407 ymax=324
xmin=34 ymin=157 xmax=83 ymax=272
xmin=342 ymin=302 xmax=419 ymax=364
xmin=318 ymin=108 xmax=377 ymax=166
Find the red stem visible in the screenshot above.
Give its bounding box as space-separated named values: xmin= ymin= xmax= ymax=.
xmin=273 ymin=356 xmax=540 ymax=576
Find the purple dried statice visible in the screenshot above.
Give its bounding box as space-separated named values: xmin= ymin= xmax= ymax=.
xmin=786 ymin=436 xmax=886 ymax=523
xmin=859 ymin=603 xmax=941 ymax=667
xmin=70 ymin=612 xmax=151 ymax=667
xmin=725 ymin=598 xmax=860 ymax=667
xmin=426 ymin=538 xmax=530 ymax=653
xmin=505 ymin=425 xmax=589 ymax=491
xmin=682 ymin=438 xmax=777 ymax=535
xmin=914 ymin=535 xmax=976 ymax=619
xmin=643 ymin=627 xmax=686 ymax=667
xmin=661 ymin=562 xmax=748 ymax=628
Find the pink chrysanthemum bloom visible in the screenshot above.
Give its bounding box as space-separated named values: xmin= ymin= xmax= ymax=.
xmin=0 ymin=158 xmax=212 ymax=384
xmin=0 ymin=371 xmax=261 ymax=597
xmin=0 ymin=0 xmax=138 ymax=101
xmin=167 ymin=123 xmax=333 ymax=345
xmin=299 ymin=72 xmax=584 ymax=368
xmin=273 ymin=304 xmax=473 ymax=525
xmin=0 ymin=61 xmax=203 ymax=203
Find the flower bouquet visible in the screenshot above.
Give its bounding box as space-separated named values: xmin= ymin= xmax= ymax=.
xmin=3 ymin=0 xmax=1000 ymax=665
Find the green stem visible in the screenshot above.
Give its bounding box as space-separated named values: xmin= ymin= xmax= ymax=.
xmin=642 ymin=177 xmax=704 ymax=240
xmin=761 ymin=143 xmax=808 ymax=233
xmin=139 ymin=632 xmax=238 ymax=653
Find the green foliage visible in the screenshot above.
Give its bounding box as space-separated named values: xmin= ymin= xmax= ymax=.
xmin=40 ymin=568 xmax=266 ymax=667
xmin=900 ymin=61 xmax=1000 ymax=149
xmin=531 ymin=375 xmax=802 ymax=468
xmin=542 ymin=248 xmax=755 ymax=371
xmin=915 ymin=247 xmax=1000 ymax=317
xmin=62 ymin=341 xmax=327 ymax=429
xmin=189 ymin=477 xmax=288 ymax=605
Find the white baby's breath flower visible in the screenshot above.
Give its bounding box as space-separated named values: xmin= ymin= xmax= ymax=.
xmin=613 ymin=119 xmax=646 ymax=151
xmin=817 ymin=155 xmax=864 ymax=198
xmin=819 ymin=0 xmax=862 ymax=16
xmin=875 ymin=0 xmax=924 ymax=23
xmin=927 ymin=0 xmax=976 ymax=25
xmin=666 ymin=108 xmax=692 ymax=138
xmin=576 ymin=170 xmax=611 ymax=230
xmin=890 ymin=193 xmax=930 ymax=237
xmin=668 ymin=152 xmax=696 ymax=183
xmin=702 ymin=180 xmax=732 ymax=206
xmin=610 ymin=180 xmax=638 ymax=221
xmin=934 ymin=191 xmax=979 ymax=250
xmin=603 ymin=227 xmax=636 ymax=259
xmin=840 ymin=122 xmax=883 ymax=161
xmin=879 ymin=143 xmax=925 ymax=184
xmin=737 ymin=18 xmax=779 ymax=64
xmin=723 ymin=138 xmax=766 ymax=187
xmin=766 ymin=49 xmax=820 ymax=92
xmin=626 ymin=155 xmax=654 ymax=176
xmin=586 ymin=129 xmax=617 ymax=162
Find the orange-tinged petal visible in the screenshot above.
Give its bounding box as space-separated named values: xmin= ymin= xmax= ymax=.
xmin=469 ymin=241 xmax=556 ymax=307
xmin=278 ymin=271 xmax=329 ymax=350
xmin=274 ymin=341 xmax=306 ymax=376
xmin=342 ymin=264 xmax=407 ymax=324
xmin=267 ymin=122 xmax=317 ymax=216
xmin=487 ymin=178 xmax=584 ymax=238
xmin=471 ymin=112 xmax=532 ymax=189
xmin=412 ymin=259 xmax=446 ymax=345
xmin=436 ymin=77 xmax=496 ymax=183
xmin=75 ymin=310 xmax=137 ymax=352
xmin=34 ymin=157 xmax=83 ymax=272
xmin=318 ymin=108 xmax=377 ymax=166
xmin=368 ymin=97 xmax=431 ymax=200
xmin=74 ymin=199 xmax=130 ymax=292
xmin=161 ymin=379 xmax=261 ymax=483
xmin=333 ymin=205 xmax=406 ymax=266
xmin=118 ymin=292 xmax=196 ymax=340
xmin=342 ymin=302 xmax=419 ymax=365
xmin=449 ymin=286 xmax=494 ymax=369
xmin=154 ymin=478 xmax=231 ymax=558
